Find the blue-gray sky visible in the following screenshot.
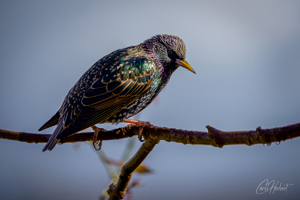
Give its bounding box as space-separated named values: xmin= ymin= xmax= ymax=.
xmin=1 ymin=1 xmax=300 ymax=199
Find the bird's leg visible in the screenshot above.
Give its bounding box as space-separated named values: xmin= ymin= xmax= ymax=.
xmin=91 ymin=125 xmax=105 ymax=151
xmin=123 ymin=119 xmax=152 ymax=142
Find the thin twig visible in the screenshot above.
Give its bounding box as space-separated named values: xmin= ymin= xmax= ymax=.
xmin=121 ymin=137 xmax=136 ymax=163
xmin=95 ymin=149 xmax=119 ymax=200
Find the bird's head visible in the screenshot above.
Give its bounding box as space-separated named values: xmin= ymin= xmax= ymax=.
xmin=143 ymin=34 xmax=196 ymax=74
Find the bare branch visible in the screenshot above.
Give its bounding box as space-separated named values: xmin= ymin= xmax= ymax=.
xmin=143 ymin=123 xmax=300 ymax=147
xmin=0 ymin=125 xmax=137 ymax=144
xmin=1 ymin=122 xmax=300 ymax=147
xmin=107 ymin=137 xmax=159 ymax=200
xmin=1 ymin=122 xmax=300 ymax=199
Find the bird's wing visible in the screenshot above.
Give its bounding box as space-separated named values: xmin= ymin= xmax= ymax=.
xmin=57 ymin=55 xmax=157 ymax=139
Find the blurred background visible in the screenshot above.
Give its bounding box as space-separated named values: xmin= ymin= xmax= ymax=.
xmin=1 ymin=0 xmax=300 ymax=199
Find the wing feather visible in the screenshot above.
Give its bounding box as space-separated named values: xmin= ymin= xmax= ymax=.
xmin=55 ymin=51 xmax=158 ymax=139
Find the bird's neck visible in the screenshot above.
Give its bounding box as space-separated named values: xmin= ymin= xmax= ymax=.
xmin=141 ymin=40 xmax=178 ymax=81
xmin=141 ymin=43 xmax=164 ymax=73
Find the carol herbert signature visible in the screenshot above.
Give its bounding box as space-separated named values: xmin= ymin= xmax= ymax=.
xmin=256 ymin=179 xmax=294 ymax=195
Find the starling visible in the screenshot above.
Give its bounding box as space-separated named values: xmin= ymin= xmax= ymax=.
xmin=39 ymin=34 xmax=196 ymax=151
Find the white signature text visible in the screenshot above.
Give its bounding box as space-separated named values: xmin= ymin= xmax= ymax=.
xmin=256 ymin=179 xmax=293 ymax=195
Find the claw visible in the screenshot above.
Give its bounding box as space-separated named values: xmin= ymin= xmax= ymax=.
xmin=138 ymin=126 xmax=145 ymax=142
xmin=123 ymin=119 xmax=152 ymax=142
xmin=91 ymin=125 xmax=105 ymax=150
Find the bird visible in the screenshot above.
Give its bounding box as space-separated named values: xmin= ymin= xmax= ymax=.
xmin=39 ymin=34 xmax=196 ymax=151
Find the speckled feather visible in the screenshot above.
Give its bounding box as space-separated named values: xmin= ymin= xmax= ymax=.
xmin=60 ymin=46 xmax=158 ymax=133
xmin=40 ymin=34 xmax=192 ymax=151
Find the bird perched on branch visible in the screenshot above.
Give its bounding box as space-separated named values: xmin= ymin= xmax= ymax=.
xmin=39 ymin=34 xmax=196 ymax=151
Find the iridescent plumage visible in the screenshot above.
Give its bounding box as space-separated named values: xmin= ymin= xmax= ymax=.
xmin=40 ymin=34 xmax=195 ymax=151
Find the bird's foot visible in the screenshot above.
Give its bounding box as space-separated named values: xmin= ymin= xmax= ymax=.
xmin=123 ymin=119 xmax=152 ymax=142
xmin=91 ymin=125 xmax=105 ymax=151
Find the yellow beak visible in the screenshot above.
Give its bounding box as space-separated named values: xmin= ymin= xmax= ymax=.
xmin=176 ymin=59 xmax=196 ymax=74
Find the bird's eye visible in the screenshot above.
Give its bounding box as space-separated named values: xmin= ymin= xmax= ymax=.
xmin=167 ymin=49 xmax=178 ymax=60
xmin=167 ymin=49 xmax=174 ymax=57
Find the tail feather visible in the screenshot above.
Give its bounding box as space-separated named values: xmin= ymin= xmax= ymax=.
xmin=42 ymin=123 xmax=63 ymax=152
xmin=39 ymin=111 xmax=60 ymax=131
